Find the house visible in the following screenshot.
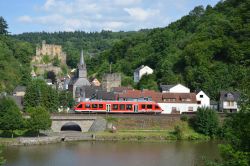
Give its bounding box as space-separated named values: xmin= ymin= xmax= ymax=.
xmin=196 ymin=90 xmax=210 ymax=107
xmin=13 ymin=86 xmax=26 ymax=97
xmin=219 ymin=91 xmax=240 ymax=113
xmin=134 ymin=65 xmax=153 ymax=83
xmin=160 ymin=84 xmax=190 ymax=93
xmin=158 ymin=93 xmax=198 ymax=114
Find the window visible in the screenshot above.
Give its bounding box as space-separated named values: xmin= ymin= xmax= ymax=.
xmin=112 ymin=104 xmax=118 ymax=110
xmin=92 ymin=104 xmax=98 ymax=108
xmin=126 ymin=104 xmax=132 ymax=110
xmin=147 ymin=105 xmax=152 ymax=109
xmin=142 ymin=104 xmax=146 ymax=109
xmin=197 ymin=101 xmax=201 ymax=104
xmin=120 ymin=104 xmax=125 ymax=110
xmin=155 ymin=105 xmax=160 ymax=109
xmin=200 ymin=95 xmax=203 ymax=98
xmin=77 ymin=104 xmax=82 ymax=108
xmin=85 ymin=104 xmax=90 ymax=108
xmin=99 ymin=104 xmax=103 ymax=108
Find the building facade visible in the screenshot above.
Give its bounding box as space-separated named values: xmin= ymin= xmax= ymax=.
xmin=102 ymin=73 xmax=121 ymax=92
xmin=134 ymin=65 xmax=153 ymax=83
xmin=219 ymin=91 xmax=240 ymax=113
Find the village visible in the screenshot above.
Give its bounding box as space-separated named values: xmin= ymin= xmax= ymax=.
xmin=8 ymin=41 xmax=240 ymax=114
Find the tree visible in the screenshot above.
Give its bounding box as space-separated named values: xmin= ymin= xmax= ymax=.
xmin=27 ymin=107 xmax=51 ymax=136
xmin=192 ymin=107 xmax=219 ymax=137
xmin=0 ymin=97 xmax=23 ymax=138
xmin=0 ymin=148 xmax=5 ymax=166
xmin=59 ymin=91 xmax=74 ymax=109
xmin=0 ymin=16 xmax=8 ymax=35
xmin=24 ymin=79 xmax=59 ymax=112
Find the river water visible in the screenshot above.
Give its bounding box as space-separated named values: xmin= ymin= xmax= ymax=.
xmin=3 ymin=141 xmax=220 ymax=166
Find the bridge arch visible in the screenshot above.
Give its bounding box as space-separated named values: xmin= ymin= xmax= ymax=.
xmin=61 ymin=122 xmax=82 ymax=132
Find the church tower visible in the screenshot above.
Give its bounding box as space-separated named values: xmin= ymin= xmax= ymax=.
xmin=77 ymin=50 xmax=87 ymax=78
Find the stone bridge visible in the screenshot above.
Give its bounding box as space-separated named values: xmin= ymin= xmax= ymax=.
xmin=24 ymin=115 xmax=107 ymax=132
xmin=50 ymin=115 xmax=107 ymax=132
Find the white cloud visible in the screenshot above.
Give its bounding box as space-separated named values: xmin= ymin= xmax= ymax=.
xmin=124 ymin=7 xmax=160 ymax=22
xmin=113 ymin=0 xmax=142 ymax=6
xmin=18 ymin=16 xmax=32 ymax=23
xmin=18 ymin=0 xmax=213 ymax=32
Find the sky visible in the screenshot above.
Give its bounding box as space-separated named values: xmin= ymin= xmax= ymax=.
xmin=0 ymin=0 xmax=220 ymax=34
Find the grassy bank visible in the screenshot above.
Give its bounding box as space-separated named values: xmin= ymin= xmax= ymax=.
xmin=95 ymin=121 xmax=209 ymax=142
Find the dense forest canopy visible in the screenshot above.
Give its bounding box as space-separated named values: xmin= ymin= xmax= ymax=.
xmin=6 ymin=0 xmax=250 ymax=101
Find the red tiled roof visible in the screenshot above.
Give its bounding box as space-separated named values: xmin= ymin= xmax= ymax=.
xmin=118 ymin=90 xmax=162 ymax=102
xmin=162 ymin=93 xmax=197 ymax=103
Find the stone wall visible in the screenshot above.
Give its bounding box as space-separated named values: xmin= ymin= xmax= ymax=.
xmin=102 ymin=73 xmax=121 ymax=92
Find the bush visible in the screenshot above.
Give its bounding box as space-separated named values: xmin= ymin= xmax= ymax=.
xmin=192 ymin=107 xmax=219 ymax=137
xmin=174 ymin=125 xmax=183 ymax=140
xmin=180 ymin=115 xmax=189 ymax=121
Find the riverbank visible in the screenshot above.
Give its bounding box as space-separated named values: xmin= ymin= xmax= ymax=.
xmin=0 ymin=121 xmax=210 ymax=146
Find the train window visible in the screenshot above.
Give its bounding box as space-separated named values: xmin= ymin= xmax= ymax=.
xmin=155 ymin=105 xmax=160 ymax=109
xmin=99 ymin=104 xmax=103 ymax=108
xmin=126 ymin=104 xmax=132 ymax=110
xmin=147 ymin=105 xmax=152 ymax=109
xmin=77 ymin=104 xmax=82 ymax=108
xmin=85 ymin=104 xmax=90 ymax=108
xmin=112 ymin=104 xmax=118 ymax=110
xmin=120 ymin=104 xmax=125 ymax=110
xmin=92 ymin=104 xmax=98 ymax=108
xmin=142 ymin=104 xmax=146 ymax=109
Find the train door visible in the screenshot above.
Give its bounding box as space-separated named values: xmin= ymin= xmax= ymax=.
xmin=134 ymin=105 xmax=138 ymax=113
xmin=106 ymin=104 xmax=111 ymax=112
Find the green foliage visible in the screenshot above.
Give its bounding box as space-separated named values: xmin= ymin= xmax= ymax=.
xmin=0 ymin=97 xmax=23 ymax=138
xmin=24 ymin=79 xmax=59 ymax=112
xmin=0 ymin=148 xmax=5 ymax=166
xmin=59 ymin=90 xmax=74 ymax=109
xmin=180 ymin=115 xmax=189 ymax=121
xmin=174 ymin=125 xmax=183 ymax=140
xmin=0 ymin=16 xmax=8 ymax=35
xmin=52 ymin=56 xmax=60 ymax=66
xmin=42 ymin=55 xmax=50 ymax=64
xmin=137 ymin=74 xmax=158 ymax=91
xmin=204 ymin=111 xmax=250 ymax=166
xmin=192 ymin=107 xmax=219 ymax=137
xmin=26 ymin=107 xmax=51 ymax=136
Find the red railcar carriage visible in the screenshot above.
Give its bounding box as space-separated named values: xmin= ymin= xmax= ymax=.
xmin=74 ymin=101 xmax=162 ymax=114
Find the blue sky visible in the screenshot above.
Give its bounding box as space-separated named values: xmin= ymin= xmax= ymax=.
xmin=1 ymin=0 xmax=220 ymax=34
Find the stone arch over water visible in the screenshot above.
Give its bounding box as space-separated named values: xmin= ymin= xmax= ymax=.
xmin=61 ymin=122 xmax=82 ymax=131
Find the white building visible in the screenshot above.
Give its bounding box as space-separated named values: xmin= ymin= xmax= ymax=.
xmin=134 ymin=65 xmax=153 ymax=83
xmin=158 ymin=93 xmax=198 ymax=114
xmin=196 ymin=90 xmax=210 ymax=107
xmin=160 ymin=84 xmax=190 ymax=93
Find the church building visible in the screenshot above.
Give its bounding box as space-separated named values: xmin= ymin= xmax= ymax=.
xmin=68 ymin=50 xmax=90 ymax=99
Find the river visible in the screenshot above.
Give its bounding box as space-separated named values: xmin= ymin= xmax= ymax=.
xmin=3 ymin=141 xmax=220 ymax=166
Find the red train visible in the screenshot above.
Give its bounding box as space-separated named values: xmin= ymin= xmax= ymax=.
xmin=74 ymin=101 xmax=163 ymax=114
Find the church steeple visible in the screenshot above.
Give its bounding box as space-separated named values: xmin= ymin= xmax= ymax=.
xmin=77 ymin=50 xmax=87 ymax=78
xmin=80 ymin=49 xmax=84 ymax=66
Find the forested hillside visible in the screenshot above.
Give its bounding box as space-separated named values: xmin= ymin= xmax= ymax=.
xmin=12 ymin=0 xmax=250 ymax=100
xmin=13 ymin=30 xmax=144 ymax=68
xmin=0 ymin=35 xmax=34 ymax=93
xmin=89 ymin=0 xmax=250 ymax=100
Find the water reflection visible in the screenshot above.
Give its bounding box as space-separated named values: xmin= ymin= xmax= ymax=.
xmin=3 ymin=141 xmax=220 ymax=166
